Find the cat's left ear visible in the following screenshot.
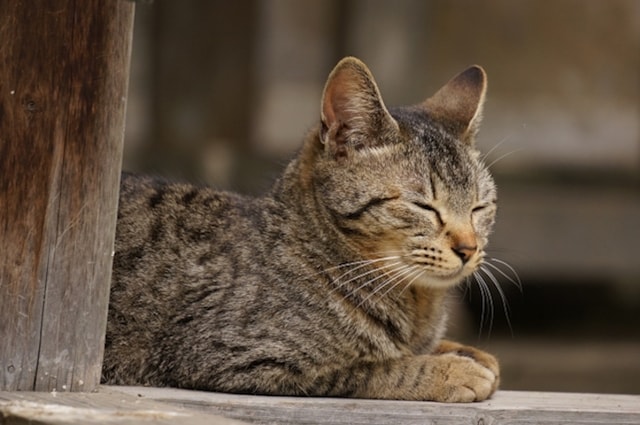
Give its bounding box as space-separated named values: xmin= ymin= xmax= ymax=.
xmin=422 ymin=65 xmax=487 ymax=145
xmin=320 ymin=57 xmax=399 ymax=159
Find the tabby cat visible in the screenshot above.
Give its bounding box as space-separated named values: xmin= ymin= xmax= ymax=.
xmin=103 ymin=57 xmax=500 ymax=402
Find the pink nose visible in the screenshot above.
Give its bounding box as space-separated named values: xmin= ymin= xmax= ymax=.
xmin=452 ymin=244 xmax=477 ymax=264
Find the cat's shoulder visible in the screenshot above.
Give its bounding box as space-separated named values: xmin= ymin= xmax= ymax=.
xmin=118 ymin=171 xmax=261 ymax=217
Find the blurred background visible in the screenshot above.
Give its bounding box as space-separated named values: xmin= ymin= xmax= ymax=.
xmin=123 ymin=0 xmax=640 ymax=394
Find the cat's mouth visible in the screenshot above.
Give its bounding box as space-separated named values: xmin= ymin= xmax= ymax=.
xmin=394 ymin=243 xmax=483 ymax=284
xmin=417 ymin=270 xmax=468 ymax=289
xmin=409 ymin=260 xmax=479 ymax=289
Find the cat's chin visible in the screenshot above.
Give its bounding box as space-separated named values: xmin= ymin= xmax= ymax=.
xmin=413 ymin=270 xmax=470 ymax=289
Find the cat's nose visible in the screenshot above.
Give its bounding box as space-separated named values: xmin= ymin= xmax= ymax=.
xmin=448 ymin=229 xmax=477 ymax=264
xmin=452 ymin=244 xmax=477 ymax=264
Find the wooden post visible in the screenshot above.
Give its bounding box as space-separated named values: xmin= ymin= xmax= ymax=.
xmin=0 ymin=0 xmax=134 ymax=391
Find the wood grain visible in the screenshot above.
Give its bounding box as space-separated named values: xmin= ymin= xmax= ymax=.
xmin=0 ymin=387 xmax=245 ymax=425
xmin=0 ymin=0 xmax=134 ymax=391
xmin=114 ymin=387 xmax=640 ymax=425
xmin=2 ymin=387 xmax=639 ymax=425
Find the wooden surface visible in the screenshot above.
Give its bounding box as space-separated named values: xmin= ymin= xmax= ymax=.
xmin=0 ymin=387 xmax=244 ymax=425
xmin=0 ymin=0 xmax=134 ymax=391
xmin=1 ymin=387 xmax=639 ymax=424
xmin=118 ymin=386 xmax=640 ymax=425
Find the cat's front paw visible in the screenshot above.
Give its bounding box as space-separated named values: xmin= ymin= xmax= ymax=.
xmin=351 ymin=345 xmax=499 ymax=402
xmin=431 ymin=340 xmax=500 ymax=402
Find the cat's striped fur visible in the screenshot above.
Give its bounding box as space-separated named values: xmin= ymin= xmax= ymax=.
xmin=103 ymin=57 xmax=500 ymax=402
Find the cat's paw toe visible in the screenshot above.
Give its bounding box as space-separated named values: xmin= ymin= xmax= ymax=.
xmin=434 ymin=340 xmax=500 ymax=391
xmin=435 ymin=354 xmax=498 ymax=402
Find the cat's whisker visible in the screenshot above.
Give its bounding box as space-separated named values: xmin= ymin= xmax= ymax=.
xmin=482 ymin=261 xmax=522 ymax=292
xmin=470 ymin=271 xmax=486 ymax=335
xmin=485 ymin=148 xmax=524 ymax=170
xmin=368 ymin=249 xmax=406 ymax=258
xmin=331 ymin=258 xmax=397 ymax=287
xmin=485 ymin=257 xmax=523 ymax=292
xmin=319 ymin=255 xmax=402 ymax=278
xmin=480 ymin=132 xmax=516 ymax=162
xmin=317 ymin=256 xmax=402 ymax=292
xmin=472 ymin=270 xmax=494 ymax=337
xmin=355 ymin=264 xmax=416 ymax=308
xmin=368 ymin=264 xmax=422 ymax=304
xmin=332 ymin=260 xmax=405 ymax=297
xmin=397 ymin=266 xmax=426 ymax=298
xmin=478 ymin=265 xmax=513 ymax=336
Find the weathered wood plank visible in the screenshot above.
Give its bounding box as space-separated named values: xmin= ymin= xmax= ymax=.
xmin=0 ymin=388 xmax=246 ymax=425
xmin=114 ymin=386 xmax=640 ymax=425
xmin=2 ymin=387 xmax=639 ymax=424
xmin=0 ymin=0 xmax=134 ymax=391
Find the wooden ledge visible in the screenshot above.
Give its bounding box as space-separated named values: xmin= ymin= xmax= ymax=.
xmin=0 ymin=387 xmax=241 ymax=425
xmin=1 ymin=386 xmax=639 ymax=425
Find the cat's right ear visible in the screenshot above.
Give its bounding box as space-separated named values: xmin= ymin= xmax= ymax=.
xmin=320 ymin=57 xmax=398 ymax=159
xmin=422 ymin=65 xmax=487 ymax=145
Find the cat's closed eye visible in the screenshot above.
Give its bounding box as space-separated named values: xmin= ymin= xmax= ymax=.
xmin=471 ymin=205 xmax=487 ymax=213
xmin=411 ymin=201 xmax=443 ymax=224
xmin=471 ymin=201 xmax=496 ymax=215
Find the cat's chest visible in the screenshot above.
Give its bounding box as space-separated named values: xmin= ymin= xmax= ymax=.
xmin=405 ymin=286 xmax=448 ymax=354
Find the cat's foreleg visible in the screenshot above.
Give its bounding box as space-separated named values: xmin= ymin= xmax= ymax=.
xmin=351 ymin=345 xmax=499 ymax=402
xmin=433 ymin=339 xmax=500 ymax=394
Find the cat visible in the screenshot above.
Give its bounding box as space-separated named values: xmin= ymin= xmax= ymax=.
xmin=103 ymin=57 xmax=500 ymax=402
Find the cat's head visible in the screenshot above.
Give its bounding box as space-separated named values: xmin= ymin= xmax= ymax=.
xmin=305 ymin=57 xmax=496 ymax=289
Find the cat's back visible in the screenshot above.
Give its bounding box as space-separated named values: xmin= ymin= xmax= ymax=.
xmin=106 ymin=173 xmax=278 ymax=384
xmin=116 ymin=172 xmax=247 ymax=249
xmin=112 ymin=172 xmax=278 ymax=296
